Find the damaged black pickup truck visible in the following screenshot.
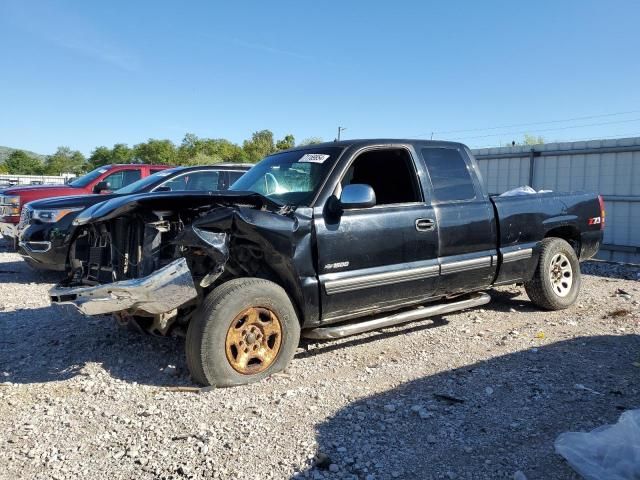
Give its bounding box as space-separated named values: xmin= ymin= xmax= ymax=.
xmin=50 ymin=139 xmax=605 ymax=387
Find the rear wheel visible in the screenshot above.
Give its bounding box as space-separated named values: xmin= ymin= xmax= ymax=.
xmin=525 ymin=238 xmax=581 ymax=310
xmin=186 ymin=278 xmax=300 ymax=387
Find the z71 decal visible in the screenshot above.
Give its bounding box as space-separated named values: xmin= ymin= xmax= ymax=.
xmin=588 ymin=216 xmax=602 ymax=225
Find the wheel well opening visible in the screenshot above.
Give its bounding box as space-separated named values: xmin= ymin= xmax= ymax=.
xmin=207 ymin=258 xmax=306 ymax=328
xmin=545 ymin=226 xmax=580 ymax=253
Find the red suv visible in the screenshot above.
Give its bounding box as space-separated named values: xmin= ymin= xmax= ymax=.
xmin=0 ymin=164 xmax=168 ymax=249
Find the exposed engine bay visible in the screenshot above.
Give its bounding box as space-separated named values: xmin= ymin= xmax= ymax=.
xmin=56 ymin=192 xmax=305 ymax=335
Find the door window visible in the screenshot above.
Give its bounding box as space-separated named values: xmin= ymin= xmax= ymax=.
xmin=104 ymin=169 xmax=141 ymax=190
xmin=421 ymin=148 xmax=476 ymax=202
xmin=228 ymin=170 xmax=245 ymax=187
xmin=340 ymin=148 xmax=421 ymax=205
xmin=157 ymin=171 xmax=220 ymax=191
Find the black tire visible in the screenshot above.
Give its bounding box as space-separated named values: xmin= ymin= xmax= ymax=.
xmin=185 ymin=278 xmax=300 ymax=387
xmin=525 ymin=237 xmax=581 ymax=310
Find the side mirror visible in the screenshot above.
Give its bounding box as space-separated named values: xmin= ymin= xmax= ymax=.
xmin=93 ymin=181 xmax=110 ymax=194
xmin=339 ymin=184 xmax=376 ymax=209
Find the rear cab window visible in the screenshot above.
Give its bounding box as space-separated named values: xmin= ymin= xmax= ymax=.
xmin=421 ymin=148 xmax=477 ymax=202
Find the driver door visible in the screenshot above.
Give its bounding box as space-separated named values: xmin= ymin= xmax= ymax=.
xmin=314 ymin=146 xmax=440 ymax=324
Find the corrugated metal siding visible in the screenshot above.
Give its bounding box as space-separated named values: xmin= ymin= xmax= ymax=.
xmin=473 ymin=136 xmax=640 ymax=264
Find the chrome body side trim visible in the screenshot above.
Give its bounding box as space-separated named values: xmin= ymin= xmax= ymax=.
xmin=440 ymin=256 xmax=492 ymax=275
xmin=502 ymin=247 xmax=533 ymax=263
xmin=322 ymin=262 xmax=439 ymax=295
xmin=49 ymin=258 xmax=198 ymax=316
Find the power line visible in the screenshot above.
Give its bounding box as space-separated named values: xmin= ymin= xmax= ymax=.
xmin=413 ymin=109 xmax=640 ymax=138
xmin=442 ymin=117 xmax=640 ymax=142
xmin=469 ymin=130 xmax=640 ymax=149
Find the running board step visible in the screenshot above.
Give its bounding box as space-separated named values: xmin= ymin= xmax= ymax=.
xmin=303 ymin=292 xmax=491 ymax=340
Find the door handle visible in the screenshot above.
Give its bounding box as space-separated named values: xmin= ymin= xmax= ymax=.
xmin=415 ymin=218 xmax=435 ymax=232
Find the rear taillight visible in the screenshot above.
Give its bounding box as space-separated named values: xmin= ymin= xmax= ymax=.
xmin=598 ymin=195 xmax=605 ymax=230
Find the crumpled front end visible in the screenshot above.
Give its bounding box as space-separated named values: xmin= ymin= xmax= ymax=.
xmin=48 ymin=190 xmax=317 ymax=332
xmin=50 ymin=257 xmax=198 ymax=315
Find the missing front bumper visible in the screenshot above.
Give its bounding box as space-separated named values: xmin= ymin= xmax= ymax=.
xmin=49 ymin=257 xmax=198 ymax=316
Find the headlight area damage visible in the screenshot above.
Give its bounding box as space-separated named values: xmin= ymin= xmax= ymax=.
xmin=49 ymin=191 xmax=314 ymax=336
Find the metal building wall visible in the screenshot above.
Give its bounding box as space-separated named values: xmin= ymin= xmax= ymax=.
xmin=472 ymin=136 xmax=640 ymax=264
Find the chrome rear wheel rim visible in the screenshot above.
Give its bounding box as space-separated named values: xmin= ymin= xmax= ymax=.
xmin=549 ymin=253 xmax=572 ymax=297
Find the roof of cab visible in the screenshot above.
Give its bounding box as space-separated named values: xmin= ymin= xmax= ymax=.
xmin=278 ymin=138 xmax=468 ymax=153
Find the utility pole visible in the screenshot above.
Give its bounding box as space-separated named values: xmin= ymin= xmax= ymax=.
xmin=337 ymin=126 xmax=346 ymax=141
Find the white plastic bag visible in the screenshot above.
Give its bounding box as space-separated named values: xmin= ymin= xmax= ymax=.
xmin=499 ymin=186 xmax=537 ymax=196
xmin=498 ymin=186 xmax=554 ymax=196
xmin=555 ymin=409 xmax=640 ymax=480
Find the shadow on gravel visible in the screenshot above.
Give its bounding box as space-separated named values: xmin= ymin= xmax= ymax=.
xmin=298 ymin=289 xmax=538 ymax=359
xmin=581 ymin=260 xmax=640 ymax=280
xmin=1 ymin=285 xmax=552 ymax=387
xmin=1 ymin=305 xmax=190 ymax=387
xmin=0 ymin=260 xmax=62 ymax=284
xmin=299 ymin=334 xmax=640 ymax=480
xmin=298 ymin=317 xmax=450 ymax=359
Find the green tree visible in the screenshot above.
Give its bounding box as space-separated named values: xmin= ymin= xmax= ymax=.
xmin=178 ymin=134 xmax=246 ymax=165
xmin=298 ymin=137 xmax=323 ymax=146
xmin=198 ymin=138 xmax=246 ymax=163
xmin=4 ymin=150 xmax=43 ymax=174
xmin=180 ymin=151 xmax=223 ymax=166
xmin=44 ymin=147 xmax=86 ymax=175
xmin=134 ymin=139 xmax=178 ymax=165
xmin=275 ymin=134 xmax=295 ymax=151
xmin=242 ymin=130 xmax=275 ymax=163
xmin=508 ymin=134 xmax=545 ymax=147
xmin=88 ymin=146 xmax=112 ymax=168
xmin=111 ymin=144 xmax=134 ymax=163
xmin=523 ymin=134 xmax=545 ymax=146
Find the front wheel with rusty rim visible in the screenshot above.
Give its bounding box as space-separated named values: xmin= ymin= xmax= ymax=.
xmin=525 ymin=237 xmax=581 ymax=310
xmin=225 ymin=307 xmax=282 ymax=374
xmin=186 ymin=278 xmax=300 ymax=387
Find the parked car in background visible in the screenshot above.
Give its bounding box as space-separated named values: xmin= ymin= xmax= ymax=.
xmin=49 ymin=140 xmax=604 ymax=387
xmin=19 ymin=164 xmax=251 ymax=271
xmin=0 ymin=164 xmax=169 ymax=250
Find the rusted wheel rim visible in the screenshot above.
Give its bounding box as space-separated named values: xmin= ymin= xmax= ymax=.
xmin=225 ymin=307 xmax=282 ymax=374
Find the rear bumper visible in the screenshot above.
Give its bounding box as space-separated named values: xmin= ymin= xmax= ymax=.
xmin=580 ymin=230 xmax=603 ymax=260
xmin=49 ymin=258 xmax=198 ymax=316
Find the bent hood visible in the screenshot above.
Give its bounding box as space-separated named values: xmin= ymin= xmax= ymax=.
xmin=73 ymin=190 xmax=285 ymax=225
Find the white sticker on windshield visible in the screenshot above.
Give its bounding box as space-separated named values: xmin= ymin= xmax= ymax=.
xmin=298 ymin=153 xmax=330 ymax=164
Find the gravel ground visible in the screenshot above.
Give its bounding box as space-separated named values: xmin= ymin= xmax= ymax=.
xmin=1 ymin=245 xmax=639 ymax=480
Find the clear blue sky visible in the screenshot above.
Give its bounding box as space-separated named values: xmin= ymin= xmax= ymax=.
xmin=1 ymin=0 xmax=640 ymax=155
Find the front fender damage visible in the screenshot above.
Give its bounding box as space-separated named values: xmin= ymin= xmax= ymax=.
xmin=49 ymin=199 xmax=320 ymax=329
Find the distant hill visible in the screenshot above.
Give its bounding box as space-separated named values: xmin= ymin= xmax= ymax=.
xmin=0 ymin=146 xmax=46 ymax=163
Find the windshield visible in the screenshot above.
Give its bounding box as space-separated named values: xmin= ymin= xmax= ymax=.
xmin=230 ymin=147 xmax=341 ymax=206
xmin=115 ymin=168 xmax=181 ymax=194
xmin=68 ymin=166 xmax=112 ymax=188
